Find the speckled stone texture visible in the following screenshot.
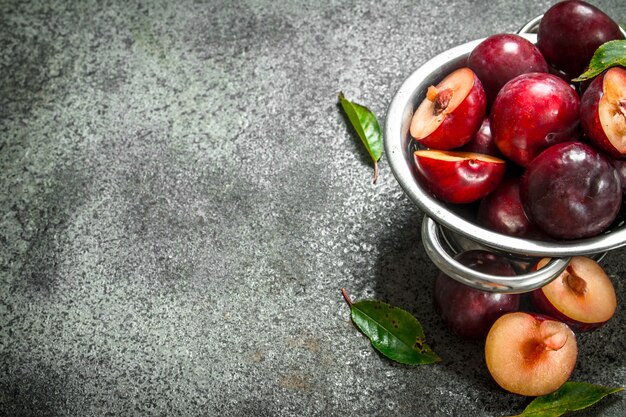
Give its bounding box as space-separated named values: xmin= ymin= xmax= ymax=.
xmin=1 ymin=0 xmax=625 ymax=416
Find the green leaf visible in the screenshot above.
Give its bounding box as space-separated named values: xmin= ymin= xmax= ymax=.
xmin=338 ymin=92 xmax=384 ymax=183
xmin=572 ymin=40 xmax=626 ymax=82
xmin=343 ymin=290 xmax=440 ymax=365
xmin=510 ymin=381 xmax=623 ymax=417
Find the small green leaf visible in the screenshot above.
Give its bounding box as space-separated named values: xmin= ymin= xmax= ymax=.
xmin=338 ymin=92 xmax=384 ymax=183
xmin=572 ymin=40 xmax=626 ymax=82
xmin=510 ymin=381 xmax=623 ymax=417
xmin=342 ymin=289 xmax=441 ymax=365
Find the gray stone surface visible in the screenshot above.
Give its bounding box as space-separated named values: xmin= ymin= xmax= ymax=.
xmin=1 ymin=0 xmax=625 ymax=416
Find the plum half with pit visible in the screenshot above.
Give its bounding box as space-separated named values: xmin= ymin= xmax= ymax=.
xmin=433 ymin=250 xmax=519 ymax=339
xmin=467 ymin=33 xmax=548 ymax=105
xmin=580 ymin=67 xmax=626 ymax=158
xmin=520 ymin=141 xmax=622 ymax=240
xmin=485 ymin=312 xmax=577 ymax=396
xmin=531 ymin=256 xmax=617 ymax=332
xmin=490 ymin=72 xmax=580 ymax=167
xmin=410 ymin=67 xmax=487 ymax=150
xmin=537 ymin=0 xmax=624 ymax=79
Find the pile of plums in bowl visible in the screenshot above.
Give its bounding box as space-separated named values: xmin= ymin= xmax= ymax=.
xmin=386 ymin=0 xmax=626 ymax=396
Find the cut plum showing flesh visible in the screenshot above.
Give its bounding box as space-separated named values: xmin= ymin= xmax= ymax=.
xmin=413 ymin=150 xmax=505 ymax=204
xmin=485 ymin=312 xmax=577 ymax=396
xmin=531 ymin=256 xmax=617 ymax=332
xmin=581 ymin=67 xmax=626 ymax=158
xmin=410 ymin=67 xmax=486 ymax=150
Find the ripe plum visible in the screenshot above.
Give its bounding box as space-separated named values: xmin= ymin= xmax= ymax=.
xmin=477 ymin=177 xmax=542 ymax=238
xmin=467 ymin=33 xmax=548 ymax=104
xmin=520 ymin=141 xmax=621 ymax=239
xmin=433 ymin=250 xmax=519 ymax=339
xmin=537 ymin=0 xmax=625 ymax=78
xmin=490 ymin=72 xmax=580 ymax=167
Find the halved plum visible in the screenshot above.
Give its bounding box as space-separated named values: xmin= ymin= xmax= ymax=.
xmin=485 ymin=312 xmax=577 ymax=396
xmin=531 ymin=256 xmax=617 ymax=332
xmin=580 ymin=67 xmax=626 ymax=158
xmin=410 ymin=67 xmax=487 ymax=150
xmin=413 ymin=150 xmax=505 ymax=204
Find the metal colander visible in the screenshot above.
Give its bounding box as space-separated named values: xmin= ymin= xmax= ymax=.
xmin=384 ymin=16 xmax=626 ymax=293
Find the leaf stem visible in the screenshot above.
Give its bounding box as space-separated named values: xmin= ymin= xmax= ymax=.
xmin=372 ymin=160 xmax=379 ymax=184
xmin=341 ymin=288 xmax=353 ymax=306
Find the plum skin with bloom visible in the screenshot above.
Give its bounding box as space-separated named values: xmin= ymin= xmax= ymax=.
xmin=433 ymin=250 xmax=519 ymax=339
xmin=537 ymin=0 xmax=625 ymax=78
xmin=520 ymin=141 xmax=622 ymax=240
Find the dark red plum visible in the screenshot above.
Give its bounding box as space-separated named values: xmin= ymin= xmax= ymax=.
xmin=548 ymin=65 xmax=574 ymax=84
xmin=458 ymin=117 xmax=502 ymax=158
xmin=477 ymin=177 xmax=543 ymax=238
xmin=520 ymin=141 xmax=622 ymax=239
xmin=614 ymin=159 xmax=626 ymax=195
xmin=537 ymin=0 xmax=625 ymax=79
xmin=433 ymin=250 xmax=519 ymax=339
xmin=468 ymin=33 xmax=548 ymax=104
xmin=491 ymin=72 xmax=580 ymax=167
xmin=612 ymin=159 xmax=626 ymax=210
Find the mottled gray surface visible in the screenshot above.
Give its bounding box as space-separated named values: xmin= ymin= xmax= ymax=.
xmin=1 ymin=0 xmax=625 ymax=416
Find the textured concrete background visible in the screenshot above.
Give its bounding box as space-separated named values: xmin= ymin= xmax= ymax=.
xmin=1 ymin=0 xmax=625 ymax=416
